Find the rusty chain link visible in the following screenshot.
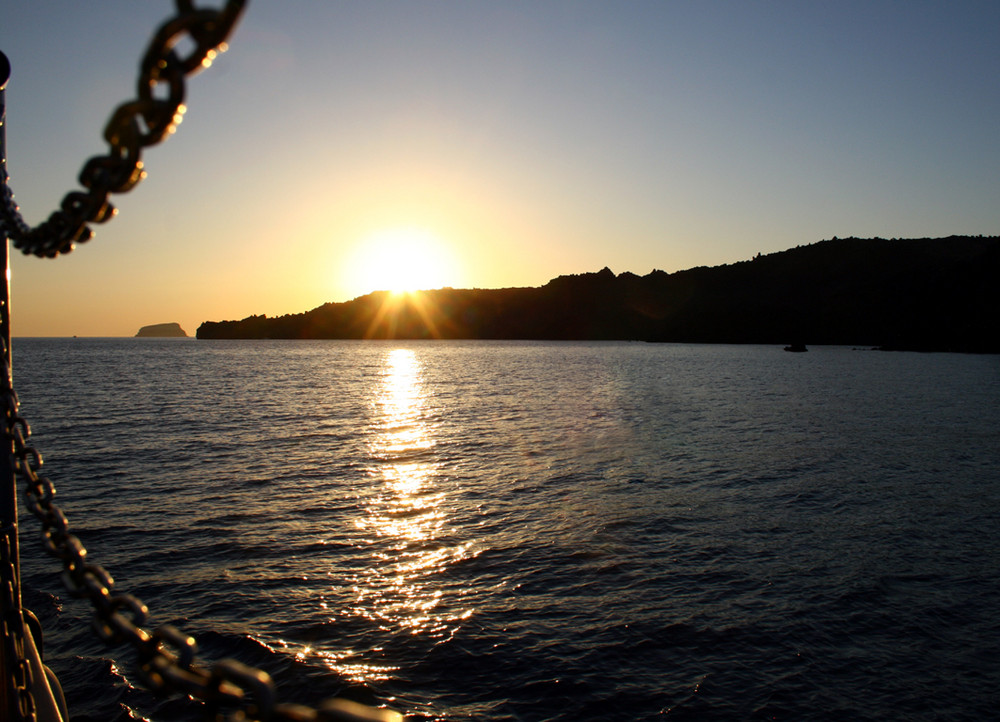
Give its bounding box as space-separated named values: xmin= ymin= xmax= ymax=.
xmin=2 ymin=355 xmax=405 ymax=722
xmin=0 ymin=0 xmax=246 ymax=258
xmin=2 ymin=526 xmax=37 ymax=721
xmin=1 ymin=3 xmax=405 ymax=718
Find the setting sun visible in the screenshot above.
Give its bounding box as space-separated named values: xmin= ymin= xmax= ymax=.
xmin=350 ymin=227 xmax=460 ymax=296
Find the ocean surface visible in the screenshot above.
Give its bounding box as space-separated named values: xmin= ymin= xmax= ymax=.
xmin=11 ymin=338 xmax=1000 ymax=721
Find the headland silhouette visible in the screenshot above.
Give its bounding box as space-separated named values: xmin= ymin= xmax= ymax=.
xmin=197 ymin=236 xmax=998 ymax=353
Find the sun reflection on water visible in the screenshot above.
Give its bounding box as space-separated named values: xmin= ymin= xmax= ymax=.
xmin=368 ymin=349 xmax=443 ymax=547
xmin=316 ymin=348 xmax=475 ymax=683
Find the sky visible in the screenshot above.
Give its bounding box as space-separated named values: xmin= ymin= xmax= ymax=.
xmin=1 ymin=1 xmax=998 ymax=337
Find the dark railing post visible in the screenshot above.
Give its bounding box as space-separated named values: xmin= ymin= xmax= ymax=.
xmin=0 ymin=54 xmax=70 ymax=722
xmin=0 ymin=51 xmax=10 ymax=375
xmin=0 ymin=48 xmax=19 ymax=719
xmin=0 ymin=48 xmax=16 ymax=575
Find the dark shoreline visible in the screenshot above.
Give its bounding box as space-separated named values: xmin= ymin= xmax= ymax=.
xmin=197 ymin=235 xmax=999 ymax=354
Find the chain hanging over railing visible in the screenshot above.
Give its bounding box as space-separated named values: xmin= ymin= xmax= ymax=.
xmin=1 ymin=516 xmax=40 ymax=720
xmin=1 ymin=3 xmax=404 ymax=720
xmin=0 ymin=0 xmax=246 ymax=258
xmin=2 ymin=349 xmax=403 ymax=721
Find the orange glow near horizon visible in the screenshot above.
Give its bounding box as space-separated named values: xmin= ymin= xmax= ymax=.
xmin=347 ymin=227 xmax=462 ymax=297
xmin=364 ymin=291 xmax=445 ymax=340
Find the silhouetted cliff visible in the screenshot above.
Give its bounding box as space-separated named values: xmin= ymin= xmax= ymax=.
xmin=197 ymin=236 xmax=999 ymax=352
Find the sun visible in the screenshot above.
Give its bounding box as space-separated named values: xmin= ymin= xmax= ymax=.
xmin=352 ymin=227 xmax=459 ymax=296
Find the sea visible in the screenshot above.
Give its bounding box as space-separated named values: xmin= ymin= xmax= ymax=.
xmin=10 ymin=338 xmax=1000 ymax=721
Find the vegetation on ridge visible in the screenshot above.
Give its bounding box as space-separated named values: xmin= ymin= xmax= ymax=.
xmin=197 ymin=236 xmax=999 ymax=352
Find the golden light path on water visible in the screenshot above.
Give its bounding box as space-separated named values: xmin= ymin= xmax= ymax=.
xmin=302 ymin=348 xmax=476 ymax=684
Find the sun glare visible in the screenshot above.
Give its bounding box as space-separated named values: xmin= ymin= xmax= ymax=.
xmin=352 ymin=227 xmax=458 ymax=296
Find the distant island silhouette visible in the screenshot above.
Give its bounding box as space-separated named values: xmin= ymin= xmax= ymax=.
xmin=197 ymin=236 xmax=999 ymax=353
xmin=136 ymin=322 xmax=188 ymax=338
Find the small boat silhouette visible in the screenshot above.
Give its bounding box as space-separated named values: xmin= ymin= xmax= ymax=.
xmin=784 ymin=343 xmax=808 ymax=352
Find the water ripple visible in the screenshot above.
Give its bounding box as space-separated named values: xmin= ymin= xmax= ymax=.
xmin=13 ymin=339 xmax=1000 ymax=721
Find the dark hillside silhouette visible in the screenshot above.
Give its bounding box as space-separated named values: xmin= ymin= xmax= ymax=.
xmin=197 ymin=236 xmax=999 ymax=352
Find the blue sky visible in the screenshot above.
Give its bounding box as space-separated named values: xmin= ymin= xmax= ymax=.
xmin=2 ymin=1 xmax=998 ymax=336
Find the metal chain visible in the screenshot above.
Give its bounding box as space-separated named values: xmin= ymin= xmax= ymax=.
xmin=1 ymin=341 xmax=403 ymax=721
xmin=1 ymin=3 xmax=403 ymax=716
xmin=0 ymin=0 xmax=246 ymax=259
xmin=1 ymin=526 xmax=37 ymax=721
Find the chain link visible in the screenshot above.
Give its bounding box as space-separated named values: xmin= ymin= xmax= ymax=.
xmin=1 ymin=3 xmax=403 ymax=716
xmin=2 ymin=526 xmax=37 ymax=721
xmin=0 ymin=0 xmax=246 ymax=258
xmin=2 ymin=340 xmax=404 ymax=720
